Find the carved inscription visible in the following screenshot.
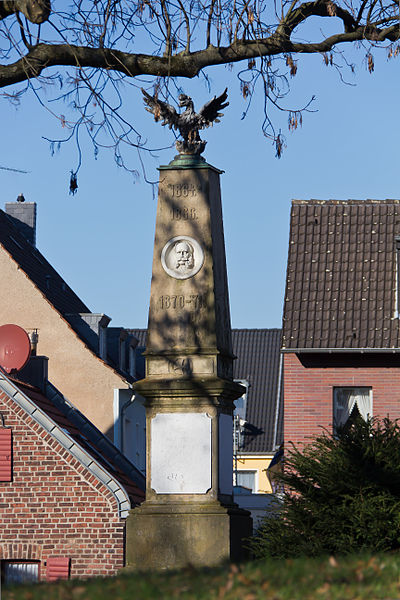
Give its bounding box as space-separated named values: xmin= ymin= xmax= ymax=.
xmin=159 ymin=294 xmax=205 ymax=310
xmin=166 ymin=472 xmax=184 ymax=483
xmin=171 ymin=206 xmax=198 ymax=221
xmin=170 ymin=358 xmax=193 ymax=375
xmin=168 ymin=183 xmax=200 ymax=197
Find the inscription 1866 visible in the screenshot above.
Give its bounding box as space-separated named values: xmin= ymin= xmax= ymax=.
xmin=159 ymin=294 xmax=205 ymax=310
xmin=171 ymin=206 xmax=198 ymax=221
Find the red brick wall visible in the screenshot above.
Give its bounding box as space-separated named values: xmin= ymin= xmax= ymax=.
xmin=0 ymin=390 xmax=126 ymax=580
xmin=284 ymin=353 xmax=400 ymax=447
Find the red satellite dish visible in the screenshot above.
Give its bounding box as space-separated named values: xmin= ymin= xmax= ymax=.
xmin=0 ymin=324 xmax=31 ymax=373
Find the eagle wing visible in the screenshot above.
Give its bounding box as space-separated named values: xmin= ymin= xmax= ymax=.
xmin=141 ymin=88 xmax=179 ymax=130
xmin=198 ymin=88 xmax=229 ymax=129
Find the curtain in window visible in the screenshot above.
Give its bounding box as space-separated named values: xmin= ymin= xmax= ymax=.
xmin=333 ymin=388 xmax=371 ymax=428
xmin=236 ymin=471 xmax=256 ymax=493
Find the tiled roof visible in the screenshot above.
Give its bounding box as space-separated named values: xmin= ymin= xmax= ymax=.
xmin=0 ymin=210 xmax=89 ymax=316
xmin=232 ymin=329 xmax=282 ymax=453
xmin=129 ymin=329 xmax=147 ymax=347
xmin=10 ymin=376 xmax=145 ymax=506
xmin=282 ymin=200 xmax=400 ymax=350
xmin=129 ymin=328 xmax=283 ymax=453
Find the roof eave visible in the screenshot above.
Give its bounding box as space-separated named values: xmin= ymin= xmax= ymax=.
xmin=0 ymin=371 xmax=132 ymax=517
xmin=282 ymin=347 xmax=400 ymax=353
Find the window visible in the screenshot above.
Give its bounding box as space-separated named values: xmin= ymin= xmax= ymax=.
xmin=333 ymin=387 xmax=372 ymax=431
xmin=233 ymin=380 xmax=248 ymax=421
xmin=233 ymin=380 xmax=248 ymax=452
xmin=236 ymin=470 xmax=257 ymax=493
xmin=1 ymin=561 xmax=39 ymax=586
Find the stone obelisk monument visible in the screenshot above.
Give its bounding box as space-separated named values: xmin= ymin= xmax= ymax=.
xmin=126 ymin=89 xmax=252 ymax=570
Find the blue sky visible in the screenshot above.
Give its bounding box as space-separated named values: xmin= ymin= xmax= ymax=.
xmin=0 ymin=44 xmax=398 ymax=330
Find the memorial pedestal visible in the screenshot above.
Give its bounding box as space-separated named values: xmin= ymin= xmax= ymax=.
xmin=125 ymin=158 xmax=252 ymax=570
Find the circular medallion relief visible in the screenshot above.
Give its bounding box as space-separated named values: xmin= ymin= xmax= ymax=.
xmin=161 ymin=235 xmax=204 ymax=280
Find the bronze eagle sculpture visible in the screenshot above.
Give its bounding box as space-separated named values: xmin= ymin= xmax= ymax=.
xmin=141 ymin=88 xmax=229 ymax=155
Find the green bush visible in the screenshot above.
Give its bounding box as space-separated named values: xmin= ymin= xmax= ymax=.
xmin=250 ymin=417 xmax=400 ymax=558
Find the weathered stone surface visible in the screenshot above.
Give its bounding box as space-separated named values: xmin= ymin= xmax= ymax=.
xmin=126 ymin=501 xmax=252 ymax=570
xmin=126 ymin=160 xmax=252 ymax=570
xmin=145 ymin=165 xmax=234 ymax=380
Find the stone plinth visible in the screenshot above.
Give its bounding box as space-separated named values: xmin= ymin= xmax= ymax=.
xmin=125 ymin=157 xmax=252 ymax=570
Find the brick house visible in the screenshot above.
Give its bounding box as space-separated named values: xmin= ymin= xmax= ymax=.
xmin=0 ymin=363 xmax=144 ymax=585
xmin=282 ymin=199 xmax=400 ymax=447
xmin=0 ymin=198 xmax=145 ymax=472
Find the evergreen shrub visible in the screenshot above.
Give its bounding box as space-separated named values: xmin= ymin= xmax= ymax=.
xmin=250 ymin=417 xmax=400 ymax=558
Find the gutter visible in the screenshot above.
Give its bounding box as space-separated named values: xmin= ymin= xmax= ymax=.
xmin=282 ymin=348 xmax=400 ymax=354
xmin=0 ymin=371 xmax=131 ymax=518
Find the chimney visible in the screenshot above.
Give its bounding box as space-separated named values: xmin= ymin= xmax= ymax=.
xmin=5 ymin=194 xmax=37 ymax=245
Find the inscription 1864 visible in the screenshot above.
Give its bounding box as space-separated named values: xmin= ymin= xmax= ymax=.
xmin=168 ymin=183 xmax=200 ymax=197
xmin=159 ymin=294 xmax=205 ymax=310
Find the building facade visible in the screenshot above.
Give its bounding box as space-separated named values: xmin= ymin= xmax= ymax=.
xmin=0 ymin=198 xmax=145 ymax=471
xmin=282 ymin=200 xmax=400 ymax=446
xmin=0 ymin=368 xmax=144 ymax=585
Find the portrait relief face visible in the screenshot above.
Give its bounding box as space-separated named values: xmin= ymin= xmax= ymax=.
xmin=175 ymin=241 xmax=194 ymax=270
xmin=161 ymin=235 xmax=204 ymax=280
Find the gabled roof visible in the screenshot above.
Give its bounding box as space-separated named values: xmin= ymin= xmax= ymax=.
xmin=129 ymin=328 xmax=283 ymax=453
xmin=0 ymin=210 xmax=89 ymax=316
xmin=3 ymin=373 xmax=145 ymax=512
xmin=283 ymin=200 xmax=400 ymax=350
xmin=0 ymin=209 xmax=132 ymax=379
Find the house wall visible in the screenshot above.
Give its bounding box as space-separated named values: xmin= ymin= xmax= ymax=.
xmin=0 ymin=249 xmax=127 ymax=438
xmin=0 ymin=390 xmax=125 ymax=580
xmin=235 ymin=455 xmax=273 ymax=493
xmin=284 ymin=352 xmax=400 ymax=446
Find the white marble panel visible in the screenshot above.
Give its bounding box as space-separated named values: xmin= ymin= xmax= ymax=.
xmin=151 ymin=412 xmax=212 ymax=494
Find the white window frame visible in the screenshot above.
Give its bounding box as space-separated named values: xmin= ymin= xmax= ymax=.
xmin=235 ymin=469 xmax=258 ymax=493
xmin=333 ymin=387 xmax=373 ymax=432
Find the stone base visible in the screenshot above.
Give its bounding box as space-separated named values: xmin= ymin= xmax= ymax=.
xmin=125 ymin=500 xmax=252 ymax=570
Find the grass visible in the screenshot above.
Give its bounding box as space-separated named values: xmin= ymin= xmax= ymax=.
xmin=3 ymin=553 xmax=400 ymax=600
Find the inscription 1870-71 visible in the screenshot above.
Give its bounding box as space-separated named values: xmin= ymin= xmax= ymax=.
xmin=159 ymin=294 xmax=205 ymax=310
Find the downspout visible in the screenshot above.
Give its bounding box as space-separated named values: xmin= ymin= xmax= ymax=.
xmin=272 ymin=352 xmax=283 ymax=450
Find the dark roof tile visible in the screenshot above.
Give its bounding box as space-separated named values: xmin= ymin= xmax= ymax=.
xmin=283 ymin=199 xmax=400 ymax=349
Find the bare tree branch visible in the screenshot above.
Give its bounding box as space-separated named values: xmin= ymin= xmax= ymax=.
xmin=1 ymin=0 xmax=399 ymax=180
